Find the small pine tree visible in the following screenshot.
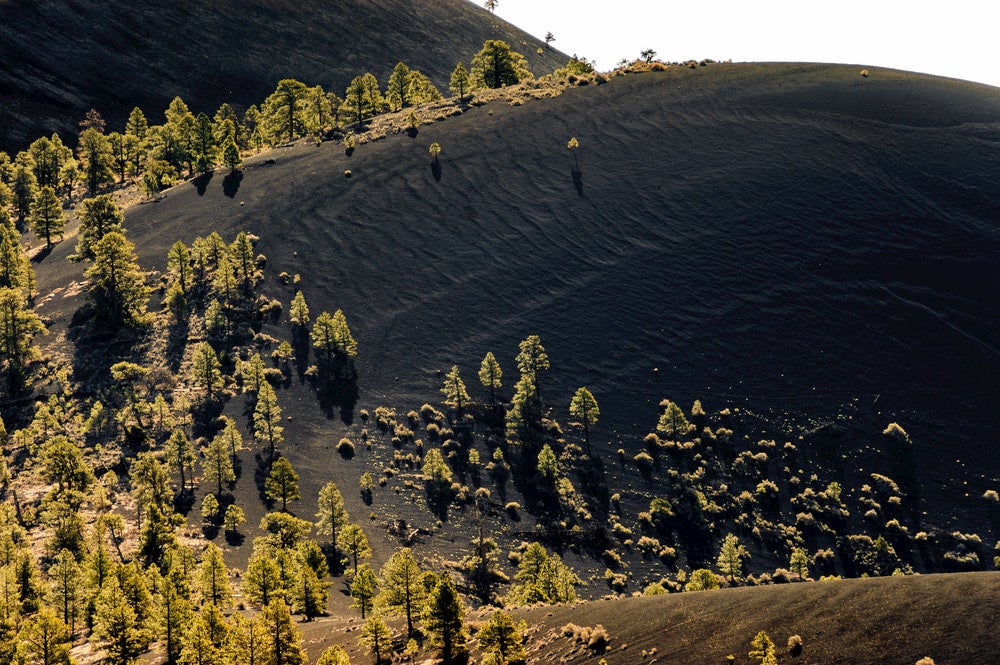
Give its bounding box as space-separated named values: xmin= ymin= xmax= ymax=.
xmin=716 ymin=533 xmax=749 ymax=583
xmin=28 ymin=185 xmax=64 ymax=249
xmin=568 ymin=387 xmax=599 ymax=453
xmin=450 ymin=63 xmax=471 ymax=100
xmin=315 ymin=481 xmax=348 ymax=553
xmin=350 ymin=563 xmax=377 ymax=618
xmin=265 ymin=457 xmax=301 ymax=511
xmin=478 ymin=610 xmax=524 ymax=665
xmin=440 ymin=365 xmax=470 ymax=417
xmin=749 ymin=630 xmax=776 ymax=665
xmin=360 ymin=616 xmax=391 ymax=663
xmin=423 ymin=573 xmax=466 ymax=662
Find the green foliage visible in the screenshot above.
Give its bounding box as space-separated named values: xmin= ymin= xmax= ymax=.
xmin=479 ymin=610 xmax=525 ymax=665
xmin=470 ymin=40 xmax=533 ymax=89
xmin=289 ymin=291 xmax=310 ymax=327
xmin=350 ymin=563 xmax=377 ymax=618
xmin=440 ymin=365 xmax=469 ymax=415
xmin=261 ymin=599 xmax=307 ymax=665
xmin=202 ymin=427 xmax=236 ymax=497
xmin=17 ymin=607 xmax=72 ymax=665
xmin=684 ymin=568 xmax=720 ymax=592
xmin=201 ymin=493 xmax=219 ymax=523
xmin=78 ymin=127 xmax=114 ymax=194
xmin=657 ymin=399 xmax=690 ymax=440
xmin=28 ymin=185 xmax=64 ymax=249
xmin=569 ymin=386 xmax=599 ymax=450
xmin=311 ymin=309 xmax=357 ymax=361
xmin=507 ymin=542 xmax=579 ymax=605
xmin=93 ymin=573 xmax=154 ymax=665
xmin=749 ymin=630 xmax=777 ymax=665
xmin=359 ymin=615 xmax=391 ymax=662
xmin=316 ymin=481 xmax=348 ymax=552
xmin=75 ymin=194 xmax=124 ymax=261
xmin=189 ymin=342 xmax=223 ymax=399
xmin=265 ymin=457 xmax=301 ymax=511
xmin=197 ymin=543 xmax=232 ymax=608
xmin=423 ymin=572 xmax=466 ymax=661
xmin=343 ymin=73 xmax=383 ymax=128
xmin=243 ymin=553 xmax=283 ymax=608
xmin=254 ymin=380 xmax=284 ymax=462
xmin=790 ymin=547 xmax=809 ymax=580
xmin=316 ymin=644 xmax=351 ymax=665
xmin=0 ymin=286 xmax=44 ymax=382
xmin=716 ymin=533 xmax=749 ymax=582
xmin=536 ymin=444 xmax=558 ymax=480
xmin=85 ymin=230 xmax=150 ymax=327
xmin=450 ymin=63 xmax=471 ymax=100
xmin=376 ymin=547 xmax=424 ymax=634
xmin=422 ymin=447 xmax=453 ymax=485
xmin=262 ymin=79 xmax=310 ymax=144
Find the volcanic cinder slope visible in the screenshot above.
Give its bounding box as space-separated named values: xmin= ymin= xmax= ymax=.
xmin=0 ymin=0 xmax=565 ymax=151
xmin=33 ymin=64 xmax=1000 ymax=552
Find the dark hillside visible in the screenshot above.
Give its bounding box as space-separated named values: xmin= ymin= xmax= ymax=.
xmin=0 ymin=0 xmax=565 ymax=151
xmin=32 ymin=64 xmax=1000 ymax=572
xmin=510 ymin=572 xmax=1000 ymax=665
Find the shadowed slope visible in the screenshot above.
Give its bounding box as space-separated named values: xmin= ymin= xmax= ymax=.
xmin=33 ymin=63 xmax=1000 ymax=534
xmin=0 ymin=0 xmax=565 ymax=151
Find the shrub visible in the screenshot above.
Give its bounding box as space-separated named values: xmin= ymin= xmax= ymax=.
xmin=915 ymin=659 xmax=935 ymax=665
xmin=337 ymin=438 xmax=355 ymax=458
xmin=787 ymin=635 xmax=803 ymax=657
xmin=684 ymin=569 xmax=720 ymax=592
xmin=984 ymin=489 xmax=999 ymax=502
xmin=860 ymin=69 xmax=870 ymax=77
xmin=201 ymin=494 xmax=219 ymax=523
xmin=634 ymin=451 xmax=654 ymax=470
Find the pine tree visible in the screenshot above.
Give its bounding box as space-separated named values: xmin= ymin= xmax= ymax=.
xmin=716 ymin=533 xmax=749 ymax=583
xmin=359 ymin=616 xmax=391 ymax=664
xmin=254 ymin=381 xmax=284 ymax=463
xmin=165 ymin=429 xmax=195 ymax=493
xmin=28 ymin=186 xmax=64 ymax=249
xmin=166 ymin=241 xmax=192 ymax=297
xmin=386 ymin=62 xmax=412 ymax=112
xmin=440 ymin=365 xmax=470 ymax=418
xmin=124 ymin=107 xmax=149 ymax=176
xmin=315 ymin=644 xmax=350 ymax=665
xmin=262 ymin=79 xmax=309 ymax=144
xmin=289 ymin=291 xmax=309 ymax=328
xmin=243 ymin=553 xmax=283 ymax=609
xmin=406 ymin=71 xmax=441 ymax=105
xmin=376 ymin=547 xmax=423 ymax=635
xmin=223 ymin=138 xmax=242 ymax=171
xmin=568 ymin=387 xmax=599 ymax=453
xmin=17 ymin=606 xmax=72 ymax=665
xmin=478 ymin=610 xmax=524 ymax=665
xmin=315 ymin=482 xmax=348 ymax=554
xmin=0 ymin=286 xmax=45 ymax=384
xmin=193 ymin=112 xmax=217 ymax=172
xmin=180 ymin=602 xmax=229 ymax=665
xmin=189 ymin=342 xmax=223 ymax=399
xmin=341 ymin=523 xmax=371 ymax=576
xmin=349 ymin=563 xmax=377 ymax=618
xmin=478 ymin=351 xmax=502 ymax=413
xmin=78 ymin=127 xmax=113 ymax=195
xmin=197 ymin=544 xmax=232 ymax=608
xmin=0 ymin=215 xmax=32 ymax=293
xmin=423 ymin=573 xmax=466 ymax=662
xmin=47 ymin=548 xmax=82 ymax=635
xmin=227 ymin=612 xmax=266 ymax=665
xmin=265 ymin=457 xmax=300 ymax=512
xmin=470 ymin=40 xmax=532 ymax=89
xmin=789 ymin=547 xmax=809 ymax=580
xmin=93 ymin=574 xmax=153 ymax=665
xmin=261 ymin=599 xmax=306 ymax=665
xmin=749 ymin=630 xmax=776 ymax=665
xmin=11 ymin=156 xmax=38 ymax=227
xmin=85 ymin=230 xmax=150 ymax=327
xmin=657 ymin=399 xmax=690 ymax=440
xmin=202 ymin=429 xmax=236 ymax=498
xmin=311 ymin=310 xmax=357 ymax=363
xmin=229 ymin=231 xmax=256 ymax=292
xmin=155 ymin=562 xmax=193 ymax=665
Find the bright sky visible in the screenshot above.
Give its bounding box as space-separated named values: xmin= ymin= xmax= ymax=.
xmin=492 ymin=0 xmax=1000 ymax=88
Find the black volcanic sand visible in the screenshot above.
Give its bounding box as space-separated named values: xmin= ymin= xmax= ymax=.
xmin=31 ymin=64 xmax=1000 ymax=580
xmin=0 ymin=0 xmax=566 ymax=151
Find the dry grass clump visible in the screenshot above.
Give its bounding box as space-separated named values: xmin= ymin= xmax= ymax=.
xmin=336 ymin=437 xmax=355 ymax=458
xmin=561 ymin=623 xmax=610 ymax=652
xmin=787 ymin=634 xmax=803 ymax=656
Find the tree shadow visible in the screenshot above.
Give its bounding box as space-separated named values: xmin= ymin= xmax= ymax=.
xmin=431 ymin=160 xmax=442 ymax=182
xmin=192 ymin=172 xmax=213 ymax=196
xmin=309 ymin=356 xmax=358 ymax=424
xmin=571 ymin=167 xmax=583 ymax=197
xmin=30 ymin=245 xmax=53 ymax=263
xmin=291 ymin=327 xmax=310 ymax=383
xmin=165 ymin=317 xmax=190 ymax=373
xmin=225 ymin=529 xmax=246 ymax=547
xmin=407 ymin=127 xmax=419 ymax=139
xmin=222 ymin=169 xmax=243 ymax=198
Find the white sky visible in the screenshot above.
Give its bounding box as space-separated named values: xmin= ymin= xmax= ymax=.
xmin=492 ymin=0 xmax=1000 ymax=88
